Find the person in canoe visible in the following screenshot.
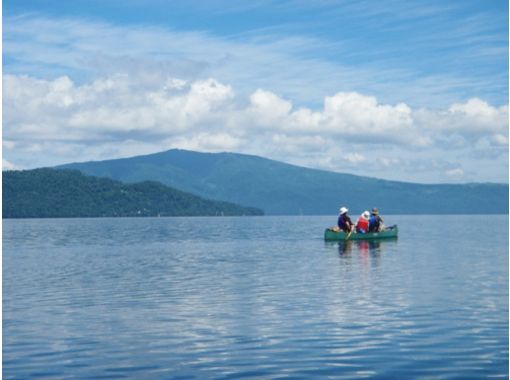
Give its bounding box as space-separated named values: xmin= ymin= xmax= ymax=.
xmin=356 ymin=210 xmax=370 ymax=233
xmin=337 ymin=207 xmax=355 ymax=233
xmin=368 ymin=207 xmax=385 ymax=232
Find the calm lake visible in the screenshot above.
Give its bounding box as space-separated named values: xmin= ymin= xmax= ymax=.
xmin=3 ymin=215 xmax=509 ymax=379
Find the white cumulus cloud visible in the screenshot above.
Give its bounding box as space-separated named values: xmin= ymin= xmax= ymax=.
xmin=414 ymin=98 xmax=509 ymax=145
xmin=3 ymin=73 xmax=508 ymax=183
xmin=445 ymin=168 xmax=465 ymax=179
xmin=3 ymin=159 xmax=19 ymax=170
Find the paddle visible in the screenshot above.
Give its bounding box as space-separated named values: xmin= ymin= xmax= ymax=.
xmin=345 ymin=227 xmax=353 ymax=241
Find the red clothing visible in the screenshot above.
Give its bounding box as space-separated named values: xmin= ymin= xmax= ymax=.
xmin=356 ymin=217 xmax=369 ymax=233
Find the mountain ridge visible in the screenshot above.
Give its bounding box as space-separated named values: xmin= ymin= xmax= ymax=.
xmin=58 ymin=149 xmax=508 ymax=215
xmin=3 ymin=168 xmax=264 ymax=218
xmin=60 ymin=148 xmax=508 ymax=186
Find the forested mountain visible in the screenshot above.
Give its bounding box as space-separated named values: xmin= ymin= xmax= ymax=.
xmin=58 ymin=149 xmax=509 ymax=215
xmin=3 ymin=168 xmax=263 ymax=218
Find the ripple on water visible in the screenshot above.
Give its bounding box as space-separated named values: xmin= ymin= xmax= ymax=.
xmin=3 ymin=216 xmax=508 ymax=379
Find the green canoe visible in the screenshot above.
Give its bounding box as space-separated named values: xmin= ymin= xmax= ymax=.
xmin=324 ymin=225 xmax=398 ymax=241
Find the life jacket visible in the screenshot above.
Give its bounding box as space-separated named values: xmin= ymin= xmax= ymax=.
xmin=356 ymin=217 xmax=369 ymax=233
xmin=369 ymin=215 xmax=381 ymax=232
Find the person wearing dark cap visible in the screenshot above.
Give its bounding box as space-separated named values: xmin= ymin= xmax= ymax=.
xmin=368 ymin=207 xmax=385 ymax=232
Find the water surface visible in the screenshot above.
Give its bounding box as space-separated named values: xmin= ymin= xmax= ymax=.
xmin=3 ymin=215 xmax=508 ymax=379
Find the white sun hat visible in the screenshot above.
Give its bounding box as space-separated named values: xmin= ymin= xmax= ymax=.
xmin=363 ymin=210 xmax=370 ymax=218
xmin=339 ymin=207 xmax=348 ymax=215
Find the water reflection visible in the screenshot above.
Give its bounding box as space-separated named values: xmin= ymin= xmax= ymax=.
xmin=4 ymin=217 xmax=508 ymax=380
xmin=326 ymin=239 xmax=397 ymax=267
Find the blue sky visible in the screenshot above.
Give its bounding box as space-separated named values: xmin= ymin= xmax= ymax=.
xmin=3 ymin=0 xmax=509 ymax=183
